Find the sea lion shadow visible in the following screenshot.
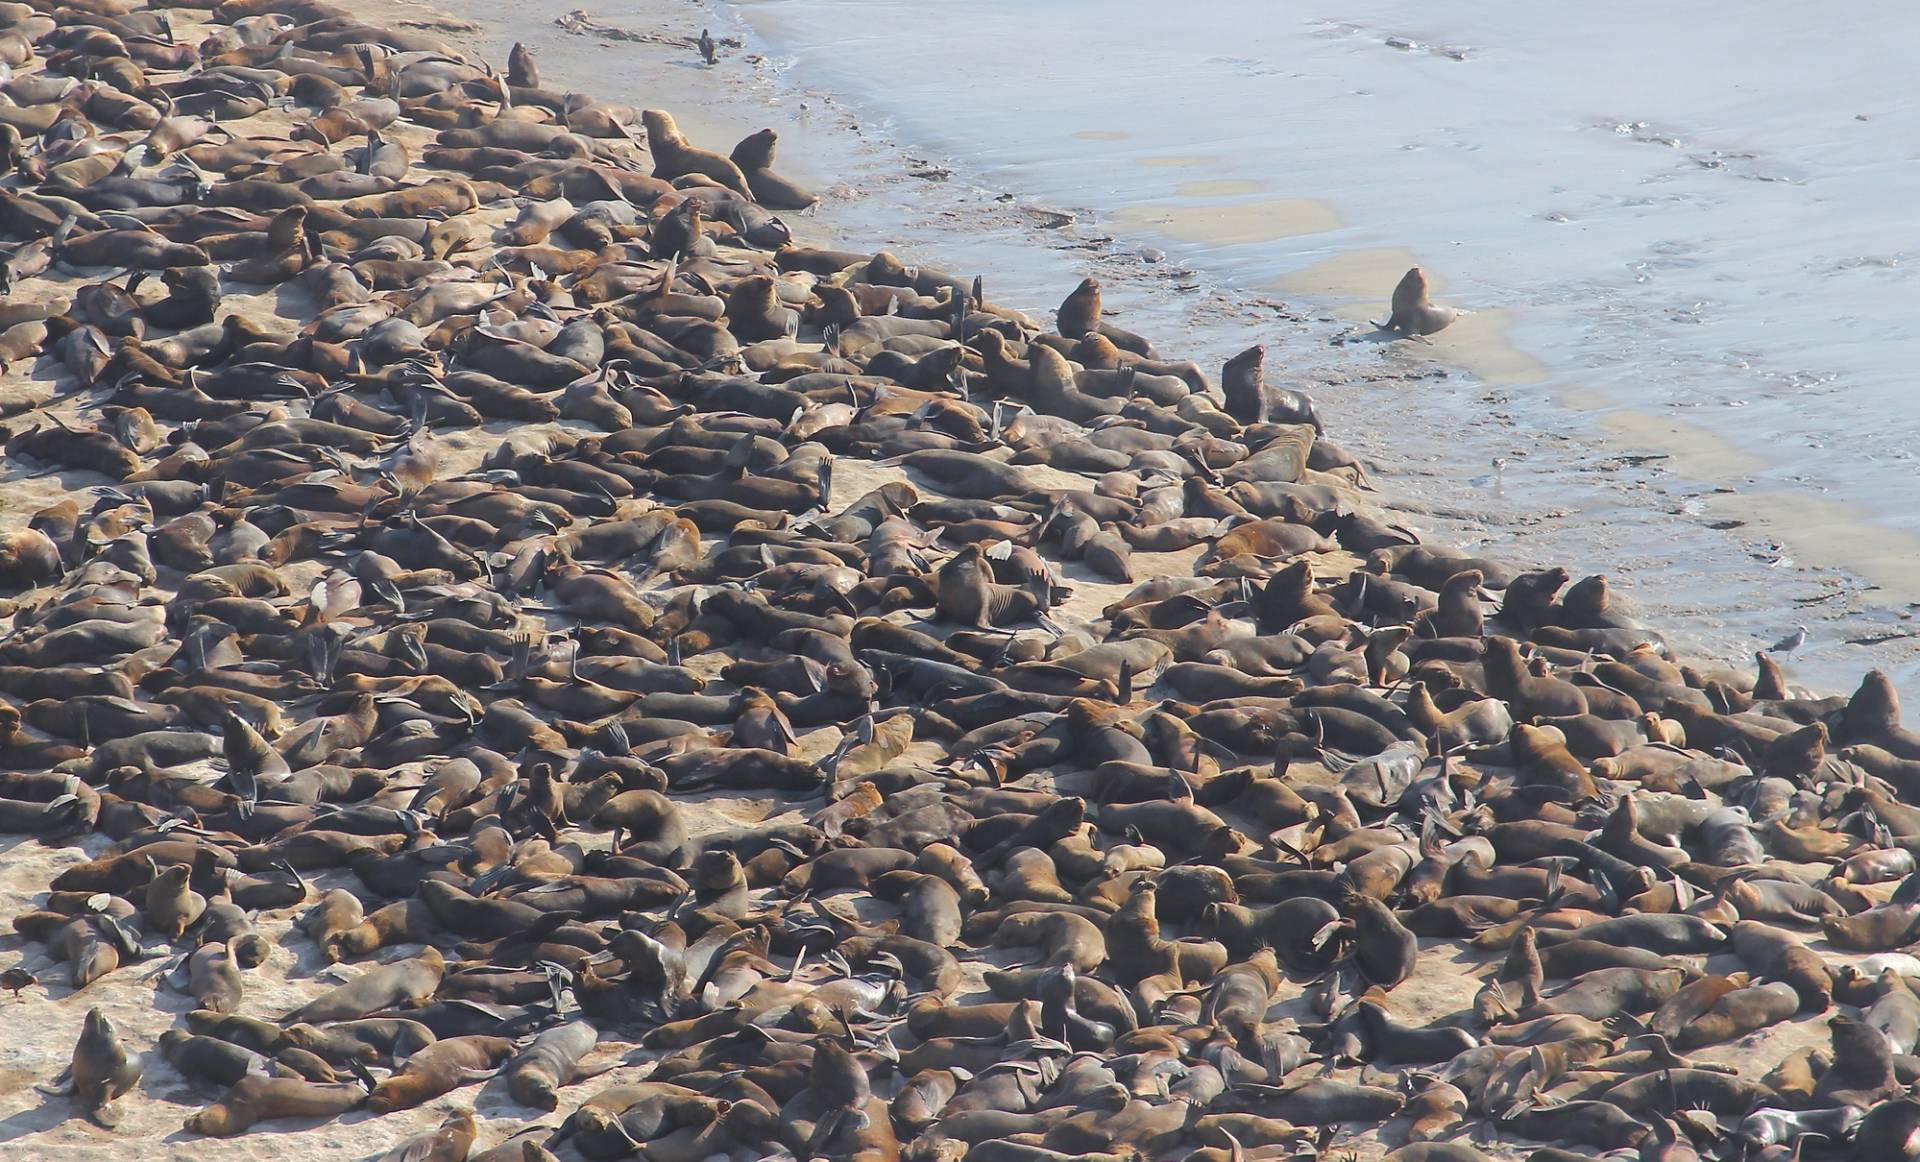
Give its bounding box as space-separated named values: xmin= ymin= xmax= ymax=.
xmin=0 ymin=832 xmax=39 ymax=863
xmin=0 ymin=461 xmax=113 ymax=493
xmin=0 ymin=1091 xmax=80 ymax=1143
xmin=145 ymin=974 xmax=206 ymax=1018
xmin=280 ymin=926 xmax=350 ymax=980
xmin=161 ymin=1106 xmax=380 ymax=1142
xmin=1338 ymin=324 xmax=1406 ymax=347
xmin=270 ymin=280 xmax=321 ymax=321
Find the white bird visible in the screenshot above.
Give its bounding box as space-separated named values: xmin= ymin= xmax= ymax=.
xmin=1766 ymin=625 xmax=1808 ymax=654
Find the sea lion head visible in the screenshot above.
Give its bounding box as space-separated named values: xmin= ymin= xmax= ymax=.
xmin=280 ymin=1023 xmax=329 ymax=1053
xmin=515 ymin=1069 xmax=558 ymax=1111
xmin=1846 ymin=670 xmax=1902 ymax=737
xmin=82 ymin=1006 xmax=115 ymax=1043
xmin=693 ymin=848 xmax=744 ymax=892
xmin=732 ymin=128 xmax=777 ymax=170
xmin=184 ymin=1103 xmax=238 ymax=1136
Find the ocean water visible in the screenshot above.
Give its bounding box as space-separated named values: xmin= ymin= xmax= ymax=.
xmin=449 ymin=0 xmax=1920 ymax=699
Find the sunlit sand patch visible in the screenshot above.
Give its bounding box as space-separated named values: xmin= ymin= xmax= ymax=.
xmin=1419 ymin=309 xmax=1549 ymax=386
xmin=1712 ymin=490 xmax=1920 ymax=605
xmin=1174 ymin=178 xmax=1267 ymax=197
xmin=1318 ymin=298 xmax=1545 ymax=387
xmin=1270 ymin=246 xmax=1425 ymax=299
xmin=1134 ymin=153 xmax=1222 ymax=168
xmin=1273 ymin=249 xmax=1548 ymax=383
xmin=1595 ymin=410 xmax=1767 ymax=479
xmin=1109 ymin=197 xmax=1339 ymax=247
xmin=1555 ymin=386 xmax=1617 ymax=410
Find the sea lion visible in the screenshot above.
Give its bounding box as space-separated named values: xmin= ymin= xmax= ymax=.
xmin=642 ymin=109 xmax=752 ymax=195
xmin=56 ymin=1007 xmax=143 ymax=1126
xmin=161 ymin=1030 xmax=290 ymax=1089
xmin=279 ymin=948 xmax=445 ymax=1024
xmin=0 ymin=7 xmax=1915 ymax=1160
xmin=1378 ymin=267 xmax=1457 ymax=336
xmin=368 ymin=1035 xmax=517 ymax=1112
xmin=507 ymin=1019 xmax=602 ymax=1110
xmin=381 ymin=1108 xmax=477 ymax=1162
xmin=185 ymin=1075 xmax=367 ymax=1136
xmin=730 ymin=129 xmax=816 ymax=210
xmin=508 ymin=42 xmax=539 ymax=87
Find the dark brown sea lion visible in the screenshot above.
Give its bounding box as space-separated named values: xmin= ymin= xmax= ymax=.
xmin=52 ymin=1007 xmax=143 ymax=1126
xmin=730 ymin=129 xmax=816 ymax=210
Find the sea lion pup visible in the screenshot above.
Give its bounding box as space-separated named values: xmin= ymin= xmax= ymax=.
xmin=507 ymin=1020 xmax=603 ymax=1109
xmin=730 ymin=128 xmax=817 ymax=210
xmin=279 ymin=948 xmax=445 ymax=1025
xmin=1377 ymin=266 xmax=1457 ymax=336
xmin=642 ymin=109 xmax=752 ymax=195
xmin=46 ymin=1007 xmax=143 ymax=1126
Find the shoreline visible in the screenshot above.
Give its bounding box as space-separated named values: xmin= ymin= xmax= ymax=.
xmin=0 ymin=2 xmax=1912 ymax=1162
xmin=710 ymin=0 xmax=1920 ymax=703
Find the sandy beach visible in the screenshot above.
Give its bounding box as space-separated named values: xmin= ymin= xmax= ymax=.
xmin=0 ymin=1 xmax=1913 ymax=1161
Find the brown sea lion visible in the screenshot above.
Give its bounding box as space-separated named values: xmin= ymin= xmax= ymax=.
xmin=185 ymin=1075 xmax=367 ymax=1136
xmin=1377 ymin=266 xmax=1457 ymax=336
xmin=368 ymin=1035 xmax=516 ymax=1112
xmin=51 ymin=1007 xmax=143 ymax=1126
xmin=642 ymin=110 xmax=751 ymax=195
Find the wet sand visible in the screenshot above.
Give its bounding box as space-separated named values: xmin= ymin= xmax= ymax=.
xmin=717 ymin=0 xmax=1920 ymax=701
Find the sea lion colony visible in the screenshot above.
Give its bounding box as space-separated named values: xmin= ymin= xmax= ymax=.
xmin=1 ymin=3 xmax=1919 ymax=1162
